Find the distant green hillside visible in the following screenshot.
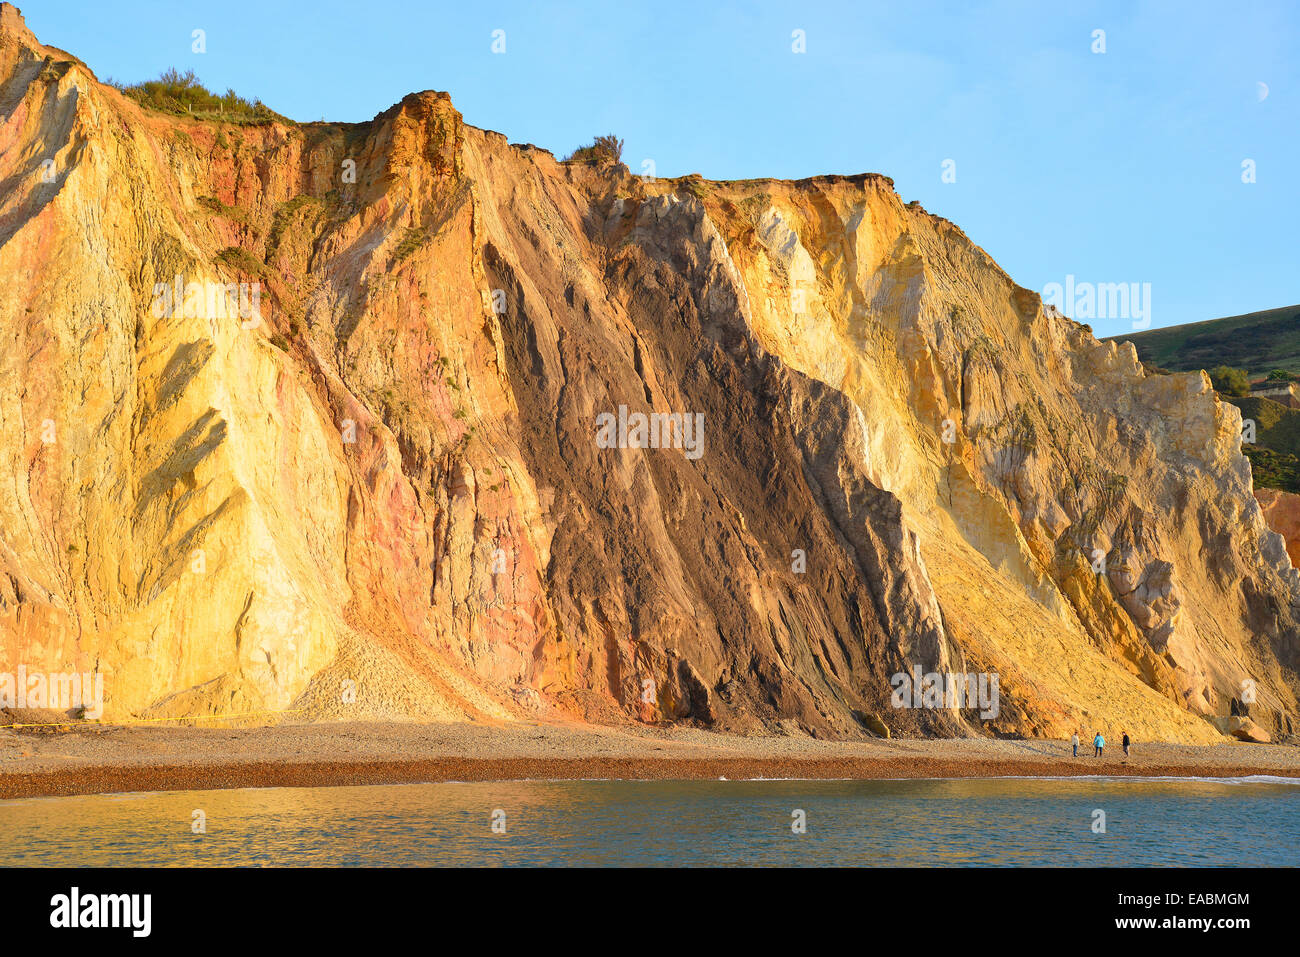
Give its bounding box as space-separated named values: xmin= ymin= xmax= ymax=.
xmin=1102 ymin=305 xmax=1300 ymax=492
xmin=1229 ymin=396 xmax=1300 ymax=448
xmin=1105 ymin=305 xmax=1300 ymax=378
xmin=1225 ymin=396 xmax=1300 ymax=492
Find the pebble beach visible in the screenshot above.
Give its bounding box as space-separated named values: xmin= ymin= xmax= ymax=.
xmin=2 ymin=720 xmax=1298 ymax=799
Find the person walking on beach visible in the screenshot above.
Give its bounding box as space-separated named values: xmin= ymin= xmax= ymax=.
xmin=1094 ymin=731 xmax=1105 ymax=757
xmin=1122 ymin=731 xmax=1130 ymax=759
xmin=1071 ymin=732 xmax=1079 ymax=757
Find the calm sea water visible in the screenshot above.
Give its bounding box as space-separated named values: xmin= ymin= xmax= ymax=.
xmin=2 ymin=777 xmax=1297 ymax=866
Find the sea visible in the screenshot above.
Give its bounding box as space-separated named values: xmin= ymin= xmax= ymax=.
xmin=2 ymin=776 xmax=1297 ymax=866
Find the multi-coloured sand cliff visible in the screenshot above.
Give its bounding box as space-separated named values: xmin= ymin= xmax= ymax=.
xmin=2 ymin=3 xmax=1297 ymax=742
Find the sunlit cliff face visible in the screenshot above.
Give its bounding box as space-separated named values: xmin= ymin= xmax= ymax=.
xmin=0 ymin=3 xmax=1296 ymax=742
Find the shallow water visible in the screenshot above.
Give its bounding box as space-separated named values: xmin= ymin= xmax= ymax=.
xmin=2 ymin=776 xmax=1297 ymax=866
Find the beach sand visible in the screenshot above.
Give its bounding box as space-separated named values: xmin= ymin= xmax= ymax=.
xmin=2 ymin=720 xmax=1297 ymax=799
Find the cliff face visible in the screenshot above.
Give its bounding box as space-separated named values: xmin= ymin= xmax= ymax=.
xmin=2 ymin=4 xmax=1297 ymax=741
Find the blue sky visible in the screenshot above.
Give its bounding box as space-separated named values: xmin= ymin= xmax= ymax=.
xmin=22 ymin=0 xmax=1297 ymax=337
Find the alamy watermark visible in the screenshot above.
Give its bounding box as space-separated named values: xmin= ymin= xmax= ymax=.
xmin=890 ymin=664 xmax=999 ymax=719
xmin=151 ymin=273 xmax=262 ymax=328
xmin=50 ymin=887 xmax=150 ymax=937
xmin=1041 ymin=274 xmax=1152 ymax=330
xmin=0 ymin=666 xmax=104 ymax=719
xmin=595 ymin=404 xmax=705 ymax=460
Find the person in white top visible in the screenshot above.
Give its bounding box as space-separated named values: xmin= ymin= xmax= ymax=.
xmin=1071 ymin=732 xmax=1079 ymax=757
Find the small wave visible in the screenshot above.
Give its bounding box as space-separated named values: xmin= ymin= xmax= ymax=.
xmin=881 ymin=773 xmax=1300 ymax=785
xmin=1198 ymin=774 xmax=1300 ymax=785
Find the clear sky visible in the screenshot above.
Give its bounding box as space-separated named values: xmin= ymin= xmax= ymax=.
xmin=21 ymin=0 xmax=1297 ymax=338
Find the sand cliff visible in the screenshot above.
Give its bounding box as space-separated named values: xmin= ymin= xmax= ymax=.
xmin=1 ymin=3 xmax=1297 ymax=742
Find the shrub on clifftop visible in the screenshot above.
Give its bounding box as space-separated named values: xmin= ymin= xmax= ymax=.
xmin=1209 ymin=365 xmax=1250 ymax=397
xmin=565 ymin=134 xmax=624 ymax=165
xmin=106 ymin=68 xmax=287 ymax=124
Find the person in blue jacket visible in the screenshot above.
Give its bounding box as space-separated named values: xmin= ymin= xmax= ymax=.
xmin=1093 ymin=731 xmax=1105 ymax=757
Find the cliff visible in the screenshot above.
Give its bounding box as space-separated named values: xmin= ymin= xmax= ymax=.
xmin=2 ymin=4 xmax=1297 ymax=741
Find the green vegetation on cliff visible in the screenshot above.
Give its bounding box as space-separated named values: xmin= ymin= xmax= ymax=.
xmin=1227 ymin=395 xmax=1300 ymax=492
xmin=106 ymin=68 xmax=289 ymax=124
xmin=564 ymin=134 xmax=624 ymax=164
xmin=1241 ymin=448 xmax=1300 ymax=493
xmin=1108 ymin=306 xmax=1300 ymax=492
xmin=1210 ymin=366 xmax=1251 ymax=396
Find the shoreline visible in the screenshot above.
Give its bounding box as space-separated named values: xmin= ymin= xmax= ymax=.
xmin=3 ymin=720 xmax=1298 ymax=800
xmin=4 ymin=758 xmax=1300 ymax=800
